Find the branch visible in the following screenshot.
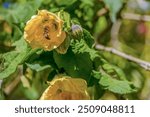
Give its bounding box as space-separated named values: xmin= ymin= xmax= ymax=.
xmin=95 ymin=44 xmax=150 ymax=71
xmin=110 ymin=20 xmax=122 ymax=50
xmin=122 ymin=12 xmax=150 ymax=22
xmin=97 ymin=8 xmax=108 ymax=17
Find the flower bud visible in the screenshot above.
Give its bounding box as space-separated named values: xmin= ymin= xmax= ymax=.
xmin=71 ymin=24 xmax=83 ymax=39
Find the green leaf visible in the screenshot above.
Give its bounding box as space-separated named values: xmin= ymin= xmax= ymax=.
xmin=0 ymin=37 xmax=39 ymax=79
xmin=26 ymin=63 xmax=51 ymax=72
xmin=91 ymin=70 xmax=101 ymax=80
xmin=81 ymin=0 xmax=94 ymax=6
xmin=82 ymin=29 xmax=94 ymax=48
xmin=53 ymin=48 xmax=93 ymax=81
xmin=103 ymin=0 xmax=123 ymax=22
xmin=59 ymin=11 xmax=71 ymax=30
xmin=2 ymin=51 xmax=19 ymax=66
xmin=12 ymin=37 xmax=28 ymax=51
xmin=56 ymin=0 xmax=77 ymax=6
xmin=71 ymin=39 xmax=99 ymax=61
xmin=102 ymin=63 xmax=126 ymax=80
xmin=0 ymin=0 xmax=42 ymax=23
xmin=0 ymin=48 xmax=31 ymax=79
xmin=54 ymin=29 xmax=101 ymax=82
xmin=94 ymin=16 xmax=107 ymax=36
xmin=99 ymin=69 xmax=137 ymax=94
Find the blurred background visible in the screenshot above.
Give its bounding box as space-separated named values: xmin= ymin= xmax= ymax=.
xmin=0 ymin=0 xmax=150 ymax=99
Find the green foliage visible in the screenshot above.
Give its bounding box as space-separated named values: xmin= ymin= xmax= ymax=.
xmin=0 ymin=0 xmax=146 ymax=100
xmin=0 ymin=38 xmax=28 ymax=79
xmin=71 ymin=38 xmax=99 ymax=61
xmin=102 ymin=64 xmax=126 ymax=80
xmin=0 ymin=37 xmax=40 ymax=79
xmin=0 ymin=0 xmax=42 ymax=23
xmin=26 ymin=63 xmax=51 ymax=72
xmin=55 ymin=0 xmax=77 ymax=6
xmin=54 ymin=49 xmax=93 ymax=81
xmin=99 ymin=68 xmax=136 ymax=94
xmin=91 ymin=62 xmax=137 ymax=94
xmin=99 ymin=75 xmax=135 ymax=94
xmin=94 ymin=16 xmax=108 ymax=36
xmin=0 ymin=50 xmax=29 ymax=79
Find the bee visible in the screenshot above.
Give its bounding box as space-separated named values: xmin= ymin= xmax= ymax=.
xmin=43 ymin=26 xmax=50 ymax=40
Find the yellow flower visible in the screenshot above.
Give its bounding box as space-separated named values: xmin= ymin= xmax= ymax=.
xmin=24 ymin=10 xmax=66 ymax=51
xmin=40 ymin=76 xmax=90 ymax=100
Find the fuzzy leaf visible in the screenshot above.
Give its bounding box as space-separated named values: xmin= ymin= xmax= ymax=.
xmin=26 ymin=63 xmax=51 ymax=72
xmin=0 ymin=0 xmax=42 ymax=23
xmin=53 ymin=48 xmax=93 ymax=81
xmin=53 ymin=31 xmax=98 ymax=81
xmin=82 ymin=29 xmax=94 ymax=48
xmin=0 ymin=38 xmax=38 ymax=79
xmin=99 ymin=69 xmax=137 ymax=94
xmin=71 ymin=39 xmax=99 ymax=61
xmin=91 ymin=70 xmax=101 ymax=80
xmin=0 ymin=48 xmax=31 ymax=79
xmin=102 ymin=63 xmax=126 ymax=80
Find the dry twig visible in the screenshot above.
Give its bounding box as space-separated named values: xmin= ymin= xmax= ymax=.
xmin=97 ymin=8 xmax=108 ymax=17
xmin=95 ymin=44 xmax=150 ymax=71
xmin=122 ymin=12 xmax=150 ymax=22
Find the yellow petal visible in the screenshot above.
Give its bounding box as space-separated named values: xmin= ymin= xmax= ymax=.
xmin=40 ymin=76 xmax=90 ymax=100
xmin=24 ymin=10 xmax=66 ymax=51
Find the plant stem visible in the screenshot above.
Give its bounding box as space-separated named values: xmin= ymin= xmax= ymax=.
xmin=95 ymin=44 xmax=150 ymax=71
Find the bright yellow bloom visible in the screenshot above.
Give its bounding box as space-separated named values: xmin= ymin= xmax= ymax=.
xmin=24 ymin=10 xmax=66 ymax=51
xmin=40 ymin=76 xmax=90 ymax=100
